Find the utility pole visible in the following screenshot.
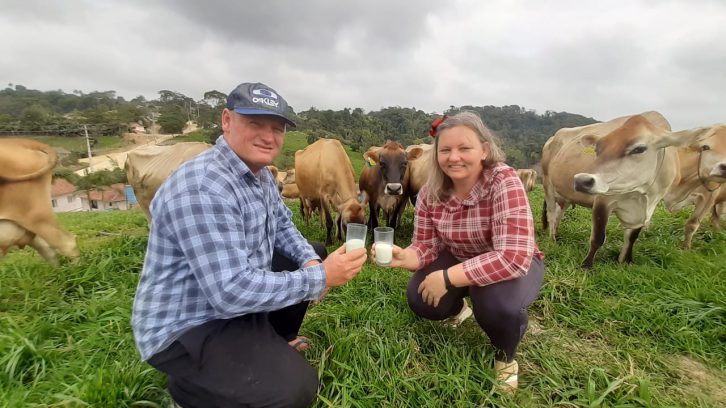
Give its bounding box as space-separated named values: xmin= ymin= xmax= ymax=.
xmin=84 ymin=124 xmax=93 ymax=165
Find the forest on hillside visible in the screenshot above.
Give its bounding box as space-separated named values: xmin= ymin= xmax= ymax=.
xmin=0 ymin=84 xmax=597 ymax=168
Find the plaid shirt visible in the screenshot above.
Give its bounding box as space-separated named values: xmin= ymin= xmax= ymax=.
xmin=410 ymin=164 xmax=543 ymax=287
xmin=131 ymin=136 xmax=325 ymax=361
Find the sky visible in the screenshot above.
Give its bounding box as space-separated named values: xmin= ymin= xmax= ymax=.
xmin=1 ymin=0 xmax=725 ymax=131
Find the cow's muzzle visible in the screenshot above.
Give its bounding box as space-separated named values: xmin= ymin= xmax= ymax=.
xmin=384 ymin=183 xmax=403 ymax=195
xmin=574 ymin=173 xmax=608 ymax=194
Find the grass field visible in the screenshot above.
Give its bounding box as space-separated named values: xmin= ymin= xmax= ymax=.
xmin=1 ymin=188 xmax=725 ymax=407
xmin=14 ymin=135 xmax=128 ymax=155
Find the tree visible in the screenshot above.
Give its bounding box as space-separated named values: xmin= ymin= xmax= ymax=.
xmin=158 ymin=105 xmax=186 ymax=133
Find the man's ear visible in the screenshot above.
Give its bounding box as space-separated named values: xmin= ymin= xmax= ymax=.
xmin=221 ymin=108 xmax=232 ymax=133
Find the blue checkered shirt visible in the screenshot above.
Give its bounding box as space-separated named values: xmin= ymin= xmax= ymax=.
xmin=131 ymin=136 xmax=326 ymax=361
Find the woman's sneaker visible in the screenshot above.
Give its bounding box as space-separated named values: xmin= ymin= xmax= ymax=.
xmin=495 ymin=359 xmax=519 ymax=393
xmin=445 ymin=299 xmax=473 ymax=327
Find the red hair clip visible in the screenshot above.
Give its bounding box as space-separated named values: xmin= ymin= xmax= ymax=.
xmin=429 ymin=116 xmax=447 ymax=137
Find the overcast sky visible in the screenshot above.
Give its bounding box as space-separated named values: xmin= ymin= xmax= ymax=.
xmin=2 ymin=0 xmax=725 ymax=130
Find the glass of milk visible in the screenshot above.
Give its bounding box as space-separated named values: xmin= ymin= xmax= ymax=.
xmin=373 ymin=227 xmax=394 ymax=266
xmin=345 ymin=223 xmax=368 ymax=253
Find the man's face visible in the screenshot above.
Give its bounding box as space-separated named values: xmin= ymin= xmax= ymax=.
xmin=222 ymin=109 xmax=285 ymax=174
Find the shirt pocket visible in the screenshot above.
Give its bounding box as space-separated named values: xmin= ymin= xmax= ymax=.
xmin=241 ymin=200 xmax=267 ymax=246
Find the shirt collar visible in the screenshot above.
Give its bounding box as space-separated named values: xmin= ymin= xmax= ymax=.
xmin=214 ymin=135 xmax=272 ymax=181
xmin=442 ymin=164 xmax=502 ymax=209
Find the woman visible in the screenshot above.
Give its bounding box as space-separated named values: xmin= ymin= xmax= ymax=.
xmin=374 ymin=111 xmax=544 ymax=392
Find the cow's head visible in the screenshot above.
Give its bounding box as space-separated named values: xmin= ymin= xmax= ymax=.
xmin=336 ymin=194 xmax=368 ymax=239
xmin=573 ymin=115 xmax=711 ymax=195
xmin=689 ymin=124 xmax=726 ymax=184
xmin=364 ymin=141 xmax=415 ymax=196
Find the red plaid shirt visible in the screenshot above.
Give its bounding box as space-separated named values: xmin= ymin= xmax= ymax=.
xmin=410 ymin=164 xmax=543 ymax=286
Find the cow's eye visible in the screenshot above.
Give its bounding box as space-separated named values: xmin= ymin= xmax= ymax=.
xmin=701 ymin=145 xmax=711 ymax=151
xmin=629 ymin=145 xmax=647 ymax=155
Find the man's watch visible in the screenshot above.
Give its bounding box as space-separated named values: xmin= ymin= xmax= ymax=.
xmin=442 ymin=268 xmax=453 ymax=290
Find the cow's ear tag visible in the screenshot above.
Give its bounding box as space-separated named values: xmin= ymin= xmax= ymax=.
xmin=582 ymin=146 xmax=596 ymax=156
xmin=366 ymin=157 xmax=377 ymax=167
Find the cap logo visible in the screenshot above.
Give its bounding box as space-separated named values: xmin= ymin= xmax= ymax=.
xmin=252 ymin=88 xmax=278 ymax=99
xmin=251 ymin=88 xmax=279 ymax=107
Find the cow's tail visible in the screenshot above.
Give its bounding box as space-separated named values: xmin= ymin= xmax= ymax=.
xmin=2 ymin=143 xmax=59 ymax=182
xmin=541 ymin=199 xmax=549 ymax=230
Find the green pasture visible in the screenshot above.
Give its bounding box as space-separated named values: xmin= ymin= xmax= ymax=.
xmin=0 ymin=188 xmax=724 ymax=407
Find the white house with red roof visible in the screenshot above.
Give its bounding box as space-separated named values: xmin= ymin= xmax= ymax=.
xmin=79 ymin=183 xmax=130 ymax=211
xmin=51 ymin=178 xmax=83 ymax=212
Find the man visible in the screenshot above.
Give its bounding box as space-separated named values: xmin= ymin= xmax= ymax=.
xmin=132 ymin=82 xmax=367 ymax=407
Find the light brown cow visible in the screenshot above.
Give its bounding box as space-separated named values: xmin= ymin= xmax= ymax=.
xmin=295 ymin=139 xmax=366 ymax=244
xmin=0 ymin=138 xmax=79 ymax=264
xmin=405 ymin=143 xmax=432 ymax=206
xmin=516 ymin=169 xmax=538 ymax=192
xmin=542 ymin=112 xmax=713 ymax=268
xmin=125 ymin=142 xmax=211 ymax=221
xmin=662 ymin=124 xmax=726 ymax=247
xmin=711 ymin=185 xmax=726 ymax=229
xmin=280 ymin=169 xmax=300 ymax=200
xmin=359 ymin=141 xmax=423 ymax=230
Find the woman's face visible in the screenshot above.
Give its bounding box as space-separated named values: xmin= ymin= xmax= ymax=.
xmin=436 ymin=125 xmax=488 ymax=184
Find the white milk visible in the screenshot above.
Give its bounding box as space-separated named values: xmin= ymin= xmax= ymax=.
xmin=346 ymin=238 xmax=365 ymax=253
xmin=375 ymin=243 xmax=393 ymax=265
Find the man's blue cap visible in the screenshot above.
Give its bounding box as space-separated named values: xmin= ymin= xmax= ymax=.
xmin=226 ymin=82 xmax=296 ymax=127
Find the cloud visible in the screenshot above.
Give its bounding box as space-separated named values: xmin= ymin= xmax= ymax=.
xmin=1 ymin=0 xmax=725 ymax=130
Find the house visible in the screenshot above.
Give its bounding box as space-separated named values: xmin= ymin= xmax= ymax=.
xmin=79 ymin=183 xmax=131 ymax=211
xmin=51 ymin=178 xmax=83 ymax=212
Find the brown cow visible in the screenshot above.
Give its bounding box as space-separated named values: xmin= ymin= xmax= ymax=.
xmin=0 ymin=138 xmax=79 ymax=264
xmin=125 ymin=142 xmax=211 ymax=221
xmin=542 ymin=112 xmax=714 ymax=268
xmin=662 ymin=124 xmax=726 ymax=247
xmin=516 ymin=169 xmax=537 ymax=192
xmin=359 ymin=141 xmax=423 ymax=230
xmin=295 ymin=139 xmax=366 ymax=244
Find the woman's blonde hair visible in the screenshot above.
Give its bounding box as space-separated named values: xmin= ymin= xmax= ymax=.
xmin=426 ymin=111 xmax=506 ymax=203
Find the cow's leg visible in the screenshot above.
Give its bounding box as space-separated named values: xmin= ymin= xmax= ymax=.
xmin=618 ymin=227 xmax=642 ymax=264
xmin=32 ymin=222 xmax=79 ymax=259
xmin=549 ymin=201 xmax=568 ymax=241
xmin=541 ymin=200 xmax=549 ymax=231
xmin=29 ymin=235 xmax=59 ymax=266
xmin=335 ymin=213 xmax=344 ymax=242
xmin=368 ymin=202 xmax=379 ymax=230
xmin=582 ymin=200 xmax=609 ymax=269
xmin=390 ymin=197 xmax=407 ymax=230
xmin=684 ymin=193 xmax=716 ymax=249
xmin=711 ymin=202 xmax=725 ymax=230
xmin=321 ymin=202 xmax=334 ymax=245
xmin=299 ymin=198 xmax=309 ymax=225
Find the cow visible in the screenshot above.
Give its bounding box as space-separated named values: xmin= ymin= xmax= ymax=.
xmin=711 ymin=185 xmax=726 ymax=229
xmin=405 ymin=143 xmax=433 ymax=206
xmin=516 ymin=169 xmax=538 ymax=192
xmin=0 ymin=138 xmax=79 ymax=264
xmin=662 ymin=124 xmax=726 ymax=247
xmin=125 ymin=142 xmax=211 ymax=221
xmin=280 ymin=169 xmax=300 ymax=199
xmin=542 ymin=111 xmax=713 ymax=268
xmin=359 ymin=141 xmax=423 ymax=231
xmin=295 ymin=139 xmax=366 ymax=245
